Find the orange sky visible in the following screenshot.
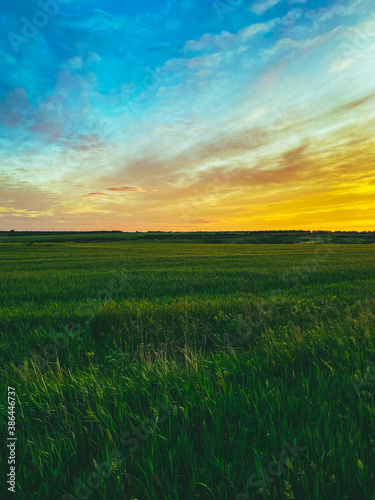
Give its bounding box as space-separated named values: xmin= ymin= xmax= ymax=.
xmin=1 ymin=1 xmax=375 ymax=231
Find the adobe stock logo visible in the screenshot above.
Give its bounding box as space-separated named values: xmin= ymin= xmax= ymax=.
xmin=236 ymin=439 xmax=306 ymax=498
xmin=8 ymin=0 xmax=69 ymax=54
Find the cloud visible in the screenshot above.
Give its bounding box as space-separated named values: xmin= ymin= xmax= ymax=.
xmin=262 ymin=28 xmax=338 ymax=59
xmin=311 ymin=0 xmax=373 ymax=23
xmin=330 ymin=57 xmax=358 ymax=73
xmin=0 ymin=173 xmax=61 ymax=219
xmin=333 ymin=93 xmax=375 ymax=113
xmin=250 ymin=0 xmax=284 ymax=15
xmin=186 ymin=219 xmax=221 ymax=224
xmin=106 ymin=187 xmax=144 ymax=192
xmin=184 ymin=21 xmax=276 ymax=52
xmin=250 ymin=0 xmax=306 ymax=15
xmin=0 ymin=87 xmax=30 ymax=129
xmin=82 ymin=192 xmax=108 ymax=197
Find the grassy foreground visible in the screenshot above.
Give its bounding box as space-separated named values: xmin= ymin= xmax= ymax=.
xmin=1 ymin=242 xmax=375 ymax=499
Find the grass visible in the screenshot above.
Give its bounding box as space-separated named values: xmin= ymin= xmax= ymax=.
xmin=1 ymin=230 xmax=375 ymax=244
xmin=0 ymin=242 xmax=375 ymax=499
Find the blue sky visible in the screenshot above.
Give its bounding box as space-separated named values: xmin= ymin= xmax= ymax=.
xmin=1 ymin=0 xmax=375 ymax=230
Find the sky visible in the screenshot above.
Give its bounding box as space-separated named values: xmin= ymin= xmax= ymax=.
xmin=0 ymin=0 xmax=374 ymax=231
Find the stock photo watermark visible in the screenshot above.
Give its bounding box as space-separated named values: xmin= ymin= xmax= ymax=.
xmin=224 ymin=236 xmax=335 ymax=348
xmin=13 ymin=268 xmax=134 ymax=384
xmin=351 ymin=359 xmax=375 ymax=396
xmin=62 ymin=65 xmax=165 ymax=171
xmin=178 ymin=100 xmax=303 ymax=225
xmin=6 ymin=387 xmax=17 ymax=493
xmin=7 ymin=0 xmax=70 ymax=54
xmin=61 ymin=397 xmax=175 ymax=500
xmin=338 ymin=17 xmax=375 ymax=60
xmin=236 ymin=439 xmax=306 ymax=498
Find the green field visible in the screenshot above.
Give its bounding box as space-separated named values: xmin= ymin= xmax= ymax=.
xmin=1 ymin=242 xmax=375 ymax=499
xmin=1 ymin=230 xmax=375 ymax=245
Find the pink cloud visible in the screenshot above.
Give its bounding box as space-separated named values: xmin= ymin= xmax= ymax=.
xmin=82 ymin=192 xmax=108 ymax=197
xmin=106 ymin=187 xmax=144 ymax=192
xmin=29 ymin=120 xmax=63 ymax=140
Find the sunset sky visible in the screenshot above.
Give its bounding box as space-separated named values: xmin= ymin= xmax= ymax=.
xmin=1 ymin=0 xmax=375 ymax=231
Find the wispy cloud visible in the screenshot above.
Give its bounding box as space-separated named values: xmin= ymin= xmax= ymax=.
xmin=82 ymin=193 xmax=109 ymax=197
xmin=251 ymin=0 xmax=284 ymax=16
xmin=186 ymin=219 xmax=221 ymax=224
xmin=106 ymin=187 xmax=145 ymax=192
